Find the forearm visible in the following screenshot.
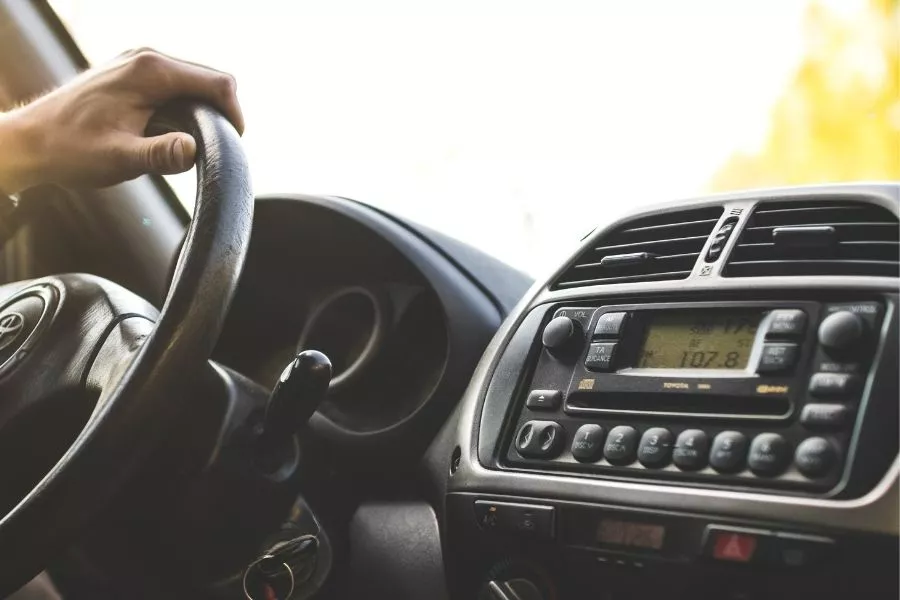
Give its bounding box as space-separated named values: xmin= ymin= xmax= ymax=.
xmin=0 ymin=109 xmax=43 ymax=195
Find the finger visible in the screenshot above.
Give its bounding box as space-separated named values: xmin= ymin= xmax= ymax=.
xmin=126 ymin=52 xmax=245 ymax=134
xmin=124 ymin=131 xmax=198 ymax=176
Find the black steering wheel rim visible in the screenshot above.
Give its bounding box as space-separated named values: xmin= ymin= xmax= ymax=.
xmin=0 ymin=103 xmax=253 ymax=594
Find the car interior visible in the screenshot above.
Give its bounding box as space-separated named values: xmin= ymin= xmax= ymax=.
xmin=0 ymin=2 xmax=897 ymax=599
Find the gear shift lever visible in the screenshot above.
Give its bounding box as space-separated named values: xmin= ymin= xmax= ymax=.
xmin=255 ymin=350 xmax=332 ymax=473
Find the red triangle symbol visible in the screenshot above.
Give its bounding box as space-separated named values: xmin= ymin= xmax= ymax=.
xmin=722 ymin=536 xmax=745 ymax=559
xmin=713 ymin=532 xmax=757 ymax=562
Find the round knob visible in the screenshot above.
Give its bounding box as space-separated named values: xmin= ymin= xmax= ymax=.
xmin=541 ymin=316 xmax=583 ymax=357
xmin=818 ymin=311 xmax=866 ymax=355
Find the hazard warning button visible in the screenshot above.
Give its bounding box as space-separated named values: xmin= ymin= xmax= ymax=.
xmin=703 ymin=527 xmax=765 ymax=563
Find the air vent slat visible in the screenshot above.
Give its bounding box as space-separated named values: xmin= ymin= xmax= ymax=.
xmin=556 ymin=270 xmax=694 ymax=288
xmin=724 ymin=199 xmax=899 ymax=278
xmin=593 ymin=235 xmax=711 ymax=254
xmin=553 ymin=206 xmax=723 ymax=289
xmin=749 ymin=204 xmax=895 ymax=227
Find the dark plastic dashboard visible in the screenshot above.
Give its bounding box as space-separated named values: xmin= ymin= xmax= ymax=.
xmin=436 ymin=183 xmax=900 ymax=600
xmin=213 ymin=194 xmax=530 ymax=461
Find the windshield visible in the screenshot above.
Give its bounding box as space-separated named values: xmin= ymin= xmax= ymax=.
xmin=50 ymin=0 xmax=899 ymax=275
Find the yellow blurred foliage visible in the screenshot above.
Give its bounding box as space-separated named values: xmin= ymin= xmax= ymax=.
xmin=710 ymin=0 xmax=900 ymax=191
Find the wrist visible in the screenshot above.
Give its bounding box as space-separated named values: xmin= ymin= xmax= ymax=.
xmin=0 ymin=108 xmax=45 ymax=195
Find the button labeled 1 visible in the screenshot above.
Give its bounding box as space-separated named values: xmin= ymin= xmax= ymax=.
xmin=571 ymin=424 xmax=605 ymax=462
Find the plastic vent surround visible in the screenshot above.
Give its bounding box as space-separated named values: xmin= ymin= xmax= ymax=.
xmin=553 ymin=207 xmax=723 ymax=289
xmin=725 ymin=199 xmax=899 ymax=278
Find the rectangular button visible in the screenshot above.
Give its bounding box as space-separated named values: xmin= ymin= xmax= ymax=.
xmin=510 ymin=505 xmax=555 ymax=539
xmin=526 ymin=389 xmax=562 ymax=410
xmin=800 ymin=403 xmax=852 ymax=430
xmin=809 ymin=372 xmax=860 ymax=397
xmin=593 ymin=312 xmax=628 ymax=339
xmin=703 ymin=526 xmax=765 ymax=563
xmin=757 ymin=343 xmax=799 ymax=373
xmin=474 ymin=500 xmax=555 ymax=540
xmin=761 ymin=532 xmax=836 ymax=568
xmin=585 ymin=342 xmax=617 ymax=371
xmin=766 ymin=309 xmax=807 ymax=338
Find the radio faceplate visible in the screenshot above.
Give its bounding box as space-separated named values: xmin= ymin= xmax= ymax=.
xmin=503 ymin=299 xmax=885 ymax=494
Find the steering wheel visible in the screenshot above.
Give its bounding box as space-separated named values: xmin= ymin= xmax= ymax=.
xmin=0 ymin=104 xmax=253 ymax=594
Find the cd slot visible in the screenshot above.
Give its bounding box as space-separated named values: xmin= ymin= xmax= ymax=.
xmin=565 ymin=391 xmax=791 ymax=419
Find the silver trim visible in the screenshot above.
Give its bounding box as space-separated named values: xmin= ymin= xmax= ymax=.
xmin=452 ymin=183 xmax=900 ymax=536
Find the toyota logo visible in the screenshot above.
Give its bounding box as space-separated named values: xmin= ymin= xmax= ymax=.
xmin=0 ymin=312 xmax=25 ymax=352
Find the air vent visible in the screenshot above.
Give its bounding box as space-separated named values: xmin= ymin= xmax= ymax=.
xmin=553 ymin=207 xmax=723 ymax=289
xmin=724 ymin=199 xmax=899 ymax=278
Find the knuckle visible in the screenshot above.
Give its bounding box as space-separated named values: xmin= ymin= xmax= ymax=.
xmin=128 ymin=49 xmax=164 ymax=75
xmin=217 ymin=73 xmax=237 ymax=96
xmin=123 ymin=46 xmax=155 ymax=58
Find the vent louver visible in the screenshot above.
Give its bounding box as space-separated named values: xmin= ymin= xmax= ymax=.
xmin=553 ymin=207 xmax=723 ymax=289
xmin=724 ymin=199 xmax=899 ymax=278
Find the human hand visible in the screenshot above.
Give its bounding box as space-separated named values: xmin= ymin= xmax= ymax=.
xmin=0 ymin=48 xmax=244 ymax=195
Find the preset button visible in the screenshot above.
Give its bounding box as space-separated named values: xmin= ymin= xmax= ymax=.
xmin=672 ymin=429 xmax=709 ymax=471
xmin=571 ymin=424 xmax=606 ymax=462
xmin=603 ymin=426 xmax=639 ymax=466
xmin=637 ymin=427 xmax=674 ymax=468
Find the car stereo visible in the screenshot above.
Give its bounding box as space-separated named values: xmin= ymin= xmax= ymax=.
xmin=503 ymin=299 xmax=886 ymax=493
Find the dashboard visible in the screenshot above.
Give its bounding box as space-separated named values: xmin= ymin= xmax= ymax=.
xmin=211 ymin=193 xmax=527 ymax=461
xmin=439 ymin=183 xmax=900 ymax=600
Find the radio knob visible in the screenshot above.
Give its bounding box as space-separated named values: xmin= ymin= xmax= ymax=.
xmin=818 ymin=311 xmax=866 ymax=355
xmin=542 ymin=316 xmax=583 ymax=358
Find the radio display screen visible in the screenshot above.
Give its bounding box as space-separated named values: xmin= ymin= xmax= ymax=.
xmin=637 ymin=310 xmax=762 ymax=370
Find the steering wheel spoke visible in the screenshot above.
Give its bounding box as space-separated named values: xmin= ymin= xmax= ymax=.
xmin=0 ymin=276 xmax=156 ymax=513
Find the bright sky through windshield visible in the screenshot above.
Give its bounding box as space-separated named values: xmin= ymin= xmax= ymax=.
xmin=50 ymin=0 xmax=875 ymax=276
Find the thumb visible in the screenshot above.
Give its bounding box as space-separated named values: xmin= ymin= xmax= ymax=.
xmin=128 ymin=132 xmax=197 ymax=175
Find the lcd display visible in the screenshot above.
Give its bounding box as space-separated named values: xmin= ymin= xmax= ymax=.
xmin=637 ymin=310 xmax=762 ymax=370
xmin=597 ymin=519 xmax=666 ymax=550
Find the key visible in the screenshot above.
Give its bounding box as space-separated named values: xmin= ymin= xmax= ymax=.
xmin=242 ymin=534 xmax=319 ymax=599
xmin=242 ymin=555 xmax=295 ymax=600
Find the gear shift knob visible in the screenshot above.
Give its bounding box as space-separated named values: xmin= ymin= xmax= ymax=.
xmin=255 ymin=350 xmax=331 ymax=473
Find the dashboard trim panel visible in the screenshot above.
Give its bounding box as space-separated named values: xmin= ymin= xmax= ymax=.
xmin=449 ymin=182 xmax=900 ymax=537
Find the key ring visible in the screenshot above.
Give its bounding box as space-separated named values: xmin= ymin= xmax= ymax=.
xmin=242 ymin=554 xmax=295 ymax=600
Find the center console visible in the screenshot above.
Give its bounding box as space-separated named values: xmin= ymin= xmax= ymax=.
xmin=443 ymin=185 xmax=900 ymax=600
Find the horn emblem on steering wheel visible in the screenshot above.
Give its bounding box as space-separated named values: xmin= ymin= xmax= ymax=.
xmin=0 ymin=312 xmax=25 ymax=352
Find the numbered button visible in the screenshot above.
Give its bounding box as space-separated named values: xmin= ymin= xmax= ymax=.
xmin=571 ymin=424 xmax=606 ymax=462
xmin=673 ymin=429 xmax=710 ymax=471
xmin=637 ymin=427 xmax=674 ymax=468
xmin=603 ymin=426 xmax=639 ymax=466
xmin=709 ymin=431 xmax=749 ymax=474
xmin=747 ymin=433 xmax=791 ymax=476
xmin=795 ymin=437 xmax=839 ymax=479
